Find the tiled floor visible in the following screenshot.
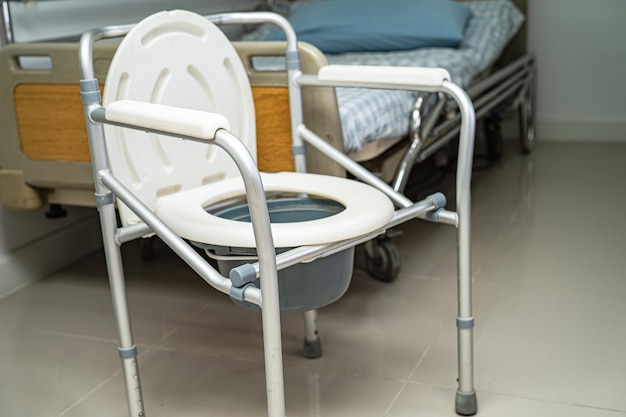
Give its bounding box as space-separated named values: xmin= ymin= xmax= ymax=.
xmin=1 ymin=140 xmax=625 ymax=416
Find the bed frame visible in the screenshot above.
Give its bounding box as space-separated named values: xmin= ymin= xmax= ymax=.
xmin=0 ymin=0 xmax=533 ymax=212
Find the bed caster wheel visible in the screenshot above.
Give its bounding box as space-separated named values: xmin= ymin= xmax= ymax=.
xmin=303 ymin=337 xmax=323 ymax=359
xmin=45 ymin=204 xmax=68 ymax=219
xmin=365 ymin=236 xmax=400 ymax=282
xmin=518 ymin=96 xmax=535 ymax=154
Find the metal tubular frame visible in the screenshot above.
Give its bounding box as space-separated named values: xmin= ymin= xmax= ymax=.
xmin=294 ymin=66 xmax=477 ymax=415
xmin=76 ymin=10 xmax=478 ymax=417
xmin=0 ymin=0 xmax=13 ymax=45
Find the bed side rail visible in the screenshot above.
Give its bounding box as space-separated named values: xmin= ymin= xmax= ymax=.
xmin=415 ymin=53 xmax=536 ymax=162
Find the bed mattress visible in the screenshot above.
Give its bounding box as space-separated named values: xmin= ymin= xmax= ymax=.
xmin=244 ymin=0 xmax=524 ymax=153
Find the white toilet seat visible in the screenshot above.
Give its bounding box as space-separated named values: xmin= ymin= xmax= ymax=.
xmin=155 ymin=172 xmax=395 ymax=248
xmin=102 ymin=10 xmax=395 ymax=249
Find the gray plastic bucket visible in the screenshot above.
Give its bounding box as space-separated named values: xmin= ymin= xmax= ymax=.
xmin=202 ymin=197 xmax=354 ymax=313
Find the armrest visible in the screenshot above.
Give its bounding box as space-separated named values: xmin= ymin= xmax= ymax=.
xmin=105 ymin=100 xmax=230 ymax=140
xmin=318 ymin=65 xmax=450 ymax=88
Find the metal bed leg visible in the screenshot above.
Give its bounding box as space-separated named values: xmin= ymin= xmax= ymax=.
xmin=393 ymin=92 xmax=445 ymax=195
xmin=302 ymin=309 xmax=323 ymax=359
xmin=392 ymin=139 xmax=423 ymax=194
xmin=518 ymin=62 xmax=537 ymax=154
xmin=98 ymin=201 xmax=146 ymax=417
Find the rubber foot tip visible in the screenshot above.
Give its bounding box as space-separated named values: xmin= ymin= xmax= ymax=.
xmin=455 ymin=390 xmax=477 ymax=416
xmin=302 ymin=337 xmax=323 ymax=359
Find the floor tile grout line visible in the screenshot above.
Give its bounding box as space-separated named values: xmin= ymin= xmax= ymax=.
xmin=0 ymin=324 xmax=121 ymax=345
xmin=396 ymin=378 xmax=626 ymax=413
xmin=459 ymin=385 xmax=626 ymax=414
xmin=393 ymin=379 xmax=626 ymax=414
xmin=58 ymin=326 xmax=181 ymax=416
xmin=55 ymin=294 xmax=258 ymax=415
xmin=58 ymin=368 xmax=124 ymax=417
xmin=56 ymin=297 xmax=266 ymax=416
xmin=149 ymin=344 xmax=265 ymax=364
xmin=384 ymin=316 xmax=450 ymax=416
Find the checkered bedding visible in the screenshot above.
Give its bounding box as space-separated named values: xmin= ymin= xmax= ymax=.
xmin=243 ymin=0 xmax=524 ymax=153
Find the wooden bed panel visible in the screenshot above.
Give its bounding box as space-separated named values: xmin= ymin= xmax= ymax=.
xmin=0 ymin=43 xmax=116 ymax=191
xmin=250 ymin=86 xmax=295 ymax=173
xmin=12 ymin=83 xmax=296 ymax=170
xmin=15 ymin=84 xmax=95 ymax=162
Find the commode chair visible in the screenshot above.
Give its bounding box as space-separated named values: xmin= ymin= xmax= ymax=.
xmin=79 ymin=9 xmax=478 ymax=417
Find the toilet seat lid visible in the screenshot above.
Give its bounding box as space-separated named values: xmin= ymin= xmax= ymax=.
xmin=102 ymin=10 xmax=256 ymax=226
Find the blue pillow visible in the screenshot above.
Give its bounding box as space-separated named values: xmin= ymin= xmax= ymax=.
xmin=267 ymin=0 xmax=472 ymax=54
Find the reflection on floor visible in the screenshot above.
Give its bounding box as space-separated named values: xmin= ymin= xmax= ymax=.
xmin=1 ymin=140 xmax=625 ymax=416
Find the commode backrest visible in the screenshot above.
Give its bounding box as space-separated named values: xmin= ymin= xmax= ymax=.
xmin=102 ymin=10 xmax=256 ymax=225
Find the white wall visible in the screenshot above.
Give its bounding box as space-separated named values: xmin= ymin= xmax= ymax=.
xmin=0 ymin=206 xmax=102 ymax=298
xmin=527 ymin=0 xmax=626 ymax=142
xmin=5 ymin=0 xmax=265 ymax=43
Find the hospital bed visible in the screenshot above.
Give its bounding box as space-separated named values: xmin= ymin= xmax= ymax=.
xmin=247 ymin=0 xmax=535 ymax=182
xmin=0 ymin=0 xmax=532 ymax=207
